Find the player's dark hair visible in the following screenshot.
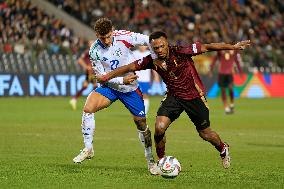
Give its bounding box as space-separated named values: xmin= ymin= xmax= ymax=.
xmin=149 ymin=31 xmax=168 ymax=42
xmin=94 ymin=18 xmax=113 ymax=35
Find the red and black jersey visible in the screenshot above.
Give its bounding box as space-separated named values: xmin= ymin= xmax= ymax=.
xmin=135 ymin=43 xmax=205 ymax=100
xmin=211 ymin=50 xmax=242 ymax=74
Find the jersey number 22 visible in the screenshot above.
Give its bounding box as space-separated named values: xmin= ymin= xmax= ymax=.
xmin=110 ymin=60 xmax=119 ymax=70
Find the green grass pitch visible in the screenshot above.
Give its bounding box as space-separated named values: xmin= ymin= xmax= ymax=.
xmin=0 ymin=97 xmax=284 ymax=188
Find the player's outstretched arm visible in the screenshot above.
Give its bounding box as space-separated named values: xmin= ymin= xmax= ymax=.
xmin=201 ymin=40 xmax=251 ymax=53
xmin=97 ymin=63 xmax=138 ymax=84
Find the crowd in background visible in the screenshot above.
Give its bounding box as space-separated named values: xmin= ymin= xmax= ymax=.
xmin=49 ymin=0 xmax=284 ymax=68
xmin=0 ymin=0 xmax=87 ymax=57
xmin=1 ymin=0 xmax=284 ymax=69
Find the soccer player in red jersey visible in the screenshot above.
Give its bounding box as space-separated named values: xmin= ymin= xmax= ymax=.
xmin=98 ymin=31 xmax=250 ymax=169
xmin=210 ymin=50 xmax=243 ymax=114
xmin=70 ymin=43 xmax=98 ymax=110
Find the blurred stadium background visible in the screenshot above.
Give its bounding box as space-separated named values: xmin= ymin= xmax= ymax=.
xmin=0 ymin=0 xmax=284 ymax=97
xmin=1 ymin=0 xmax=284 ymax=188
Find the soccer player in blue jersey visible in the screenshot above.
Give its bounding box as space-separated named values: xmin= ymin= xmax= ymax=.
xmin=72 ymin=18 xmax=158 ymax=174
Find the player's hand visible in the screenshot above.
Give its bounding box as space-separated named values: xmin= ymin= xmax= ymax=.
xmin=123 ymin=74 xmax=138 ymax=84
xmin=96 ymin=75 xmax=107 ymax=83
xmin=234 ymin=40 xmax=251 ymax=50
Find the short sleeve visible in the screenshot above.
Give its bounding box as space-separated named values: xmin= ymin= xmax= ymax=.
xmin=134 ymin=55 xmax=154 ymax=70
xmin=176 ymin=42 xmax=202 ymax=56
xmin=114 ymin=30 xmax=148 ymax=46
xmin=114 ymin=30 xmax=157 ymax=59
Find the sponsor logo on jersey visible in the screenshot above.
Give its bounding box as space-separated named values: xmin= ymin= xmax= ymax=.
xmin=115 ymin=49 xmax=122 ymax=57
xmin=139 ymin=111 xmax=145 ymax=115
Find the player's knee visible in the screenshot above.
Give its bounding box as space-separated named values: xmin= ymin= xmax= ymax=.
xmin=195 ymin=119 xmax=210 ymax=131
xmin=198 ymin=131 xmax=208 ymax=141
xmin=198 ymin=127 xmax=212 ymax=141
xmin=155 ymin=121 xmax=166 ymax=135
xmin=83 ymin=104 xmax=95 ymax=113
xmin=134 ymin=117 xmax=146 ymax=131
xmin=83 ymin=107 xmax=92 ymax=113
xmin=154 ymin=121 xmax=166 ymax=144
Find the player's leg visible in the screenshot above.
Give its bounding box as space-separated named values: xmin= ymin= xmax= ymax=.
xmin=218 ymin=74 xmax=230 ymax=114
xmin=118 ymin=88 xmax=157 ymax=174
xmin=228 ymin=75 xmax=234 ymax=113
xmin=198 ymin=127 xmax=230 ymax=169
xmin=155 ymin=95 xmax=183 ymax=159
xmin=69 ymin=80 xmax=88 ymax=110
xmin=154 ymin=116 xmax=171 ymax=159
xmin=182 ymin=97 xmax=230 ymax=169
xmin=221 ymin=87 xmax=230 ymax=113
xmin=73 ymin=87 xmax=116 ymax=163
xmin=133 ymin=115 xmax=158 ymax=174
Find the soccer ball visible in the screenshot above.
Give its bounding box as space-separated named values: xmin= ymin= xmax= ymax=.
xmin=157 ymin=156 xmax=181 ymax=178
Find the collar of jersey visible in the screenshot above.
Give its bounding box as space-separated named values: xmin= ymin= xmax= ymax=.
xmin=97 ymin=37 xmax=114 ymax=49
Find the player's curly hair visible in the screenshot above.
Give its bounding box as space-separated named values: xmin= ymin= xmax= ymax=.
xmin=94 ymin=18 xmax=113 ymax=35
xmin=149 ymin=31 xmax=167 ymax=42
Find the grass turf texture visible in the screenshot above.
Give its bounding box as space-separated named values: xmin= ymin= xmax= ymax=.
xmin=0 ymin=97 xmax=283 ymax=188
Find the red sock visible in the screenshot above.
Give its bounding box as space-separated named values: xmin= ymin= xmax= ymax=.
xmin=215 ymin=142 xmax=225 ymax=152
xmin=156 ymin=146 xmax=165 ymax=159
